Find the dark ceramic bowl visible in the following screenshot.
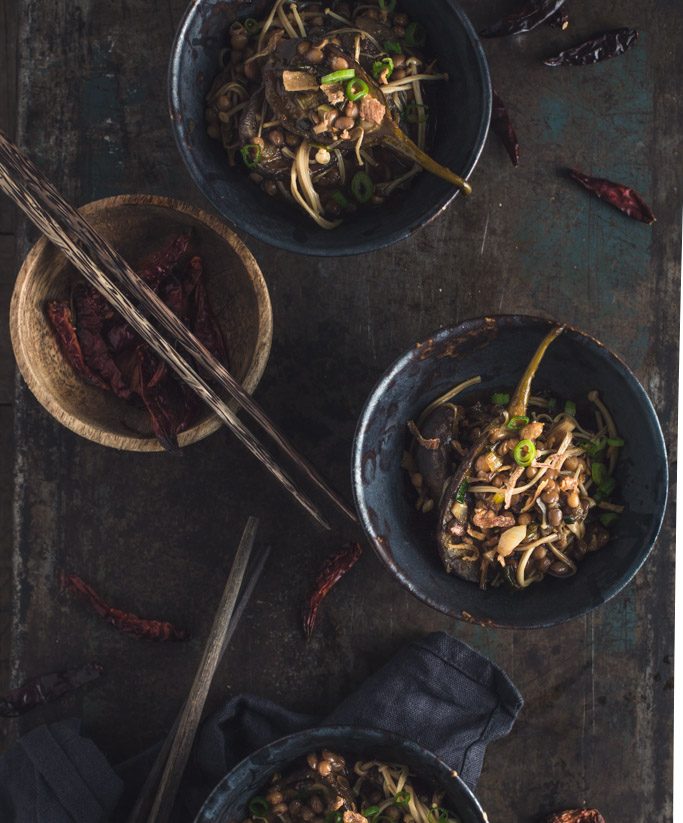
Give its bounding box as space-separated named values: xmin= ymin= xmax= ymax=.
xmin=196 ymin=726 xmax=487 ymax=823
xmin=169 ymin=1 xmax=491 ymax=256
xmin=352 ymin=315 xmax=668 ymax=629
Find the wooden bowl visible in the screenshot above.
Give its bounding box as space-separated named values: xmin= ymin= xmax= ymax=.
xmin=10 ymin=194 xmax=273 ymax=451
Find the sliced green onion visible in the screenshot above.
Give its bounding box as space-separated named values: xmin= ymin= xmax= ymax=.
xmin=507 ymin=415 xmax=529 ymax=430
xmin=372 ymin=56 xmax=394 ymax=80
xmin=384 ymin=39 xmax=402 ymax=54
xmin=362 ymin=807 xmax=381 ymax=821
xmin=607 ymin=437 xmax=625 ymax=447
xmin=240 ymin=144 xmax=262 ymax=169
xmin=492 ymin=392 xmax=510 ymax=406
xmin=404 ymin=102 xmax=429 ymax=124
xmin=244 ymin=17 xmax=260 ymax=34
xmin=351 ymin=171 xmax=375 ymax=203
xmin=583 ymin=436 xmax=607 ymax=457
xmin=405 ymin=21 xmax=427 ymax=47
xmin=600 ymin=512 xmax=619 ymax=527
xmin=455 ymin=481 xmax=469 ymax=504
xmin=547 ymin=397 xmax=557 ymax=411
xmin=564 ymin=400 xmax=577 ymax=417
xmin=394 ymin=791 xmax=411 ymax=807
xmin=321 ymin=68 xmax=356 ymax=84
xmin=591 ymin=462 xmax=607 ymax=487
xmin=325 ymin=813 xmax=343 ymax=823
xmin=428 ymin=808 xmax=450 ymax=823
xmin=331 ymin=190 xmax=350 ymax=209
xmin=249 ymin=798 xmax=270 ymax=816
xmin=379 ymin=0 xmax=397 ymax=10
xmin=345 ymin=77 xmax=369 ymax=101
xmin=599 ymin=476 xmax=616 ymax=496
xmin=513 ymin=439 xmax=536 ymax=467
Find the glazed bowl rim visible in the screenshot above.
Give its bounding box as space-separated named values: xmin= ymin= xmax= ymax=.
xmin=168 ymin=0 xmax=492 ymax=257
xmin=196 ymin=724 xmax=487 ymax=823
xmin=351 ymin=313 xmax=669 ymax=629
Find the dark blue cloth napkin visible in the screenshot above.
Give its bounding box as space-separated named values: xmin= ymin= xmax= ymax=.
xmin=0 ymin=632 xmax=523 ymax=822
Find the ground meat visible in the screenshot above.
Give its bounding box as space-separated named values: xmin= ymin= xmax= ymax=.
xmin=520 ymin=421 xmax=544 ymax=440
xmin=359 ymin=96 xmax=386 ymax=125
xmin=472 ymin=507 xmax=516 ymax=530
xmin=322 ymin=83 xmax=346 ymax=105
xmin=343 ymin=813 xmax=368 ymax=823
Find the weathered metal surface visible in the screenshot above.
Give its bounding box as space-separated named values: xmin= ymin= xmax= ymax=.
xmin=6 ymin=1 xmax=681 ymax=822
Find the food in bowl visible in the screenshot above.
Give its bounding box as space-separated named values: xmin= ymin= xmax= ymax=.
xmin=205 ymin=0 xmax=471 ymax=229
xmin=46 ymin=232 xmax=228 ymax=450
xmin=403 ymin=326 xmax=624 ymax=590
xmin=241 ymin=750 xmax=463 ymax=823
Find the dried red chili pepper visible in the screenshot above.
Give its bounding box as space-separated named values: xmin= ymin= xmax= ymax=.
xmin=188 ymin=256 xmax=229 ymax=365
xmin=303 ymin=543 xmax=363 ymax=640
xmin=136 ymin=232 xmax=193 ymax=289
xmin=545 ymin=28 xmax=637 ymax=66
xmin=0 ymin=662 xmax=103 ymax=717
xmin=46 ymin=301 xmax=110 ymax=389
xmin=62 ymin=573 xmax=189 ymax=640
xmin=491 ymin=91 xmax=520 ymax=167
xmin=47 ymin=233 xmax=229 ymax=450
xmin=480 ymin=0 xmax=566 ymax=37
xmin=568 ymin=168 xmax=655 ymax=224
xmin=73 ymin=283 xmax=132 ymax=399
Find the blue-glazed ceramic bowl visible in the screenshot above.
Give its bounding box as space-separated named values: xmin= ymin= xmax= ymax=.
xmin=352 ymin=315 xmax=668 ymax=629
xmin=196 ymin=726 xmax=488 ymax=823
xmin=169 ymin=1 xmax=491 ymax=256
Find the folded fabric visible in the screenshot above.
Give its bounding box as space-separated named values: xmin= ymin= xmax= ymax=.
xmin=0 ymin=632 xmax=523 ymax=822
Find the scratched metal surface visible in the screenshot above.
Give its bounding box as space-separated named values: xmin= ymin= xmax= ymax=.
xmin=7 ymin=0 xmax=680 ymax=821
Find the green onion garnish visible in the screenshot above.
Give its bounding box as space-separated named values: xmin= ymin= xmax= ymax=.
xmin=249 ymin=798 xmax=270 ymax=816
xmin=507 ymin=415 xmax=529 ymax=430
xmin=345 ymin=77 xmax=369 ymax=101
xmin=564 ymin=400 xmax=577 ymax=417
xmin=600 ymin=512 xmax=619 ymax=527
xmin=332 ymin=190 xmax=350 ymax=209
xmin=244 ymin=17 xmax=260 ymax=34
xmin=394 ymin=791 xmax=411 ymax=806
xmin=513 ymin=439 xmax=536 ymax=467
xmin=591 ymin=462 xmax=607 ymax=486
xmin=405 ymin=21 xmax=427 ymax=47
xmin=321 ymin=68 xmax=356 ymax=84
xmin=547 ymin=397 xmax=557 ymax=411
xmin=455 ymin=481 xmax=468 ymax=504
xmin=372 ymin=56 xmax=394 ymax=80
xmin=240 ymin=144 xmax=262 ymax=169
xmin=492 ymin=392 xmax=510 ymax=406
xmin=362 ymin=807 xmax=381 ymax=821
xmin=429 ymin=808 xmax=450 ymax=823
xmin=404 ymin=102 xmax=429 ymax=124
xmin=607 ymin=437 xmax=625 ymax=447
xmin=325 ymin=813 xmax=343 ymax=823
xmin=583 ymin=436 xmax=607 ymax=457
xmin=351 ymin=171 xmax=375 ymax=203
xmin=379 ymin=0 xmax=397 ymax=11
xmin=384 ymin=40 xmax=402 ymax=54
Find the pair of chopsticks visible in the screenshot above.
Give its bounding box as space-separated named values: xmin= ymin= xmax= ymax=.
xmin=128 ymin=516 xmax=268 ymax=823
xmin=0 ymin=131 xmax=356 ymax=530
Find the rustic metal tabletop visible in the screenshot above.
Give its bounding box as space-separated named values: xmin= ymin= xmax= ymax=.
xmin=2 ymin=0 xmax=681 ymax=820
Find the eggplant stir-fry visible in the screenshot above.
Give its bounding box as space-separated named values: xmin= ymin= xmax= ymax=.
xmin=240 ymin=751 xmax=462 ymax=823
xmin=206 ymin=0 xmax=470 ymax=229
xmin=403 ymin=328 xmax=625 ymax=590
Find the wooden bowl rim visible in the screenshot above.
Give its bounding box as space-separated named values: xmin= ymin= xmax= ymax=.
xmin=10 ymin=193 xmax=273 ymax=452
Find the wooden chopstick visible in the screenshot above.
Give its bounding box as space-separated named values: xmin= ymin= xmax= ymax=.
xmin=0 ymin=131 xmax=357 ymax=528
xmin=146 ymin=516 xmax=259 ymax=823
xmin=127 ymin=540 xmax=272 ymax=823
